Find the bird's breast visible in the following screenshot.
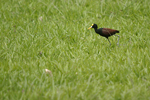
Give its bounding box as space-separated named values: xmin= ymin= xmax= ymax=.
xmin=95 ymin=28 xmax=103 ymax=34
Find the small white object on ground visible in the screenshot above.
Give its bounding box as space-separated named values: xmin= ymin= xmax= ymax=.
xmin=45 ymin=69 xmax=53 ymax=76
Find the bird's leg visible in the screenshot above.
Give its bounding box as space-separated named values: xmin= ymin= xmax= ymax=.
xmin=115 ymin=35 xmax=120 ymax=45
xmin=107 ymin=38 xmax=111 ymax=46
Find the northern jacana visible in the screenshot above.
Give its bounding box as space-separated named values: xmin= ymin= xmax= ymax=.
xmin=88 ymin=24 xmax=120 ymax=45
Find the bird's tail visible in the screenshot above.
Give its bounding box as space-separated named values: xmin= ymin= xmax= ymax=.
xmin=116 ymin=30 xmax=119 ymax=33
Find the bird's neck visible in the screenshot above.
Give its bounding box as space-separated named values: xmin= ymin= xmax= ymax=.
xmin=94 ymin=28 xmax=98 ymax=33
xmin=94 ymin=28 xmax=103 ymax=34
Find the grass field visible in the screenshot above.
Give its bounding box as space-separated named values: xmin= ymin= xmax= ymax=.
xmin=0 ymin=0 xmax=150 ymax=99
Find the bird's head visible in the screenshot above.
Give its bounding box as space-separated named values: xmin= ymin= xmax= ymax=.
xmin=88 ymin=24 xmax=98 ymax=29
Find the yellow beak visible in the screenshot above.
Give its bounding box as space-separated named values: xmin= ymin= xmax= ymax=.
xmin=88 ymin=26 xmax=92 ymax=30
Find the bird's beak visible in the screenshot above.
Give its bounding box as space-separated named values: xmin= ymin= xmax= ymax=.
xmin=88 ymin=26 xmax=92 ymax=30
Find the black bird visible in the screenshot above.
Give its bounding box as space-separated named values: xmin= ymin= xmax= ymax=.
xmin=88 ymin=24 xmax=120 ymax=45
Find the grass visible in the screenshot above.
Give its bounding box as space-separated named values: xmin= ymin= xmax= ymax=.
xmin=0 ymin=0 xmax=150 ymax=99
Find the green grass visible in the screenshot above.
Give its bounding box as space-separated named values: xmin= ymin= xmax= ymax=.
xmin=0 ymin=0 xmax=150 ymax=99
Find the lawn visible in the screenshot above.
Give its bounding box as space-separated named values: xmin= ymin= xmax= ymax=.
xmin=0 ymin=0 xmax=150 ymax=99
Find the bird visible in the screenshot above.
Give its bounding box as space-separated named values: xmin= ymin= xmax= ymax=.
xmin=88 ymin=24 xmax=120 ymax=46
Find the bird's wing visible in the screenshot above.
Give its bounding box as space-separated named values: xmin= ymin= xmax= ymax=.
xmin=102 ymin=28 xmax=119 ymax=36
